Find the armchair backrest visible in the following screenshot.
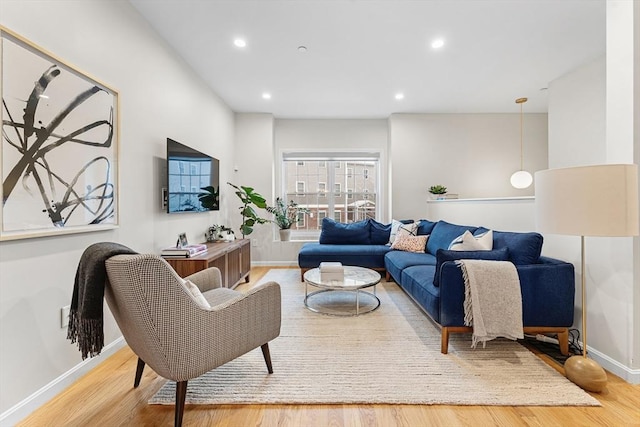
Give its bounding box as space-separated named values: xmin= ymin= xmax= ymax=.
xmin=104 ymin=254 xmax=210 ymax=380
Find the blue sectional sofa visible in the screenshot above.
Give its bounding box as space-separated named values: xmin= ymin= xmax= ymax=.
xmin=298 ymin=218 xmax=575 ymax=354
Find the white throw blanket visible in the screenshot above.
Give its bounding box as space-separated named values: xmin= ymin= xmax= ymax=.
xmin=456 ymin=259 xmax=523 ymax=348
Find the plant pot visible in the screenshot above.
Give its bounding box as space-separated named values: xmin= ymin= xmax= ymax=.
xmin=279 ymin=229 xmax=291 ymax=241
xmin=429 ymin=193 xmax=446 ymax=200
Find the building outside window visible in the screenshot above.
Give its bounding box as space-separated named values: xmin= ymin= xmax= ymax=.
xmin=280 ymin=153 xmax=380 ymax=239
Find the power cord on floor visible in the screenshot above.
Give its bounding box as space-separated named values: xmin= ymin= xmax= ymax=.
xmin=568 ymin=328 xmax=583 ymax=356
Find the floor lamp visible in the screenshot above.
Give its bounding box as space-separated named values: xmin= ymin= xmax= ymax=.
xmin=535 ymin=164 xmax=639 ymax=392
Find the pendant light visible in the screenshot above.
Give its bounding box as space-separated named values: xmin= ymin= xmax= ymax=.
xmin=510 ymin=97 xmax=533 ymax=189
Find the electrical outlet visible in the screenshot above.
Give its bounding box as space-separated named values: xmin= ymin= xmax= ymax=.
xmin=252 ymin=239 xmax=258 ymax=247
xmin=61 ymin=305 xmax=70 ymax=329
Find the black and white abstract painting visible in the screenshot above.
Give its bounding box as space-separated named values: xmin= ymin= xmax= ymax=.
xmin=1 ymin=27 xmax=118 ymax=240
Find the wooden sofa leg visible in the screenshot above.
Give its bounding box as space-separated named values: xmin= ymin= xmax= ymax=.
xmin=441 ymin=328 xmax=449 ymax=354
xmin=557 ymin=328 xmax=569 ymax=356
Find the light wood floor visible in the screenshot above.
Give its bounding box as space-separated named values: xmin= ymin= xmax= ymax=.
xmin=19 ymin=267 xmax=640 ymax=426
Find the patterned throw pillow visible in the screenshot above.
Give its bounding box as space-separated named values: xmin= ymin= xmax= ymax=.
xmin=389 ymin=220 xmax=420 ymax=245
xmin=449 ymin=229 xmax=493 ymax=251
xmin=391 ymin=234 xmax=429 ymax=253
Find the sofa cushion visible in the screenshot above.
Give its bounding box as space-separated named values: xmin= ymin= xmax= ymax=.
xmin=391 ymin=234 xmax=428 ymax=253
xmin=384 ymin=251 xmax=436 ymax=282
xmin=319 ymin=218 xmax=370 ymax=245
xmin=401 ymin=265 xmax=440 ymax=323
xmin=417 ymin=219 xmax=437 ymax=236
xmin=369 ymin=219 xmax=391 ymax=245
xmin=298 ymin=243 xmax=391 ymax=269
xmin=449 ymin=229 xmax=493 ymax=251
xmin=433 ymin=247 xmax=510 ymax=287
xmin=426 ymin=221 xmax=478 ymax=255
xmin=475 ymin=227 xmax=543 ymax=265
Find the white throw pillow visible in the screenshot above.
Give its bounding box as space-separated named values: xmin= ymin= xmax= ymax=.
xmin=179 ymin=278 xmax=211 ymax=309
xmin=449 ymin=229 xmax=493 ymax=251
xmin=389 ymin=220 xmax=419 ymax=245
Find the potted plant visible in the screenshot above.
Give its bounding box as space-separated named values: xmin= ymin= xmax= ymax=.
xmin=429 ymin=185 xmax=447 ymax=200
xmin=266 ymin=197 xmax=309 ymax=241
xmin=205 ymin=224 xmax=234 ymax=242
xmin=227 ymin=182 xmax=269 ymax=237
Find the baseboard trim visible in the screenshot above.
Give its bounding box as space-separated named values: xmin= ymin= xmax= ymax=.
xmin=251 ymin=261 xmax=299 ymax=267
xmin=588 ymin=345 xmax=640 ymax=384
xmin=0 ymin=337 xmax=126 ymax=426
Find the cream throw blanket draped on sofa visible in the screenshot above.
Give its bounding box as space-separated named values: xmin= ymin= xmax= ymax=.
xmin=456 ymin=259 xmax=524 ymax=348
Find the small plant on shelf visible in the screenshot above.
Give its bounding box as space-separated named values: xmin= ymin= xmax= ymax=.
xmin=266 ymin=197 xmax=309 ymax=230
xmin=429 ymin=185 xmax=447 ymax=195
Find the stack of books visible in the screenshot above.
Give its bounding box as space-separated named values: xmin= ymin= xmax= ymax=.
xmin=161 ymin=243 xmax=207 ymax=258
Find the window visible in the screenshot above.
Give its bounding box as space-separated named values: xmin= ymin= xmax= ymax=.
xmin=280 ymin=153 xmax=380 ymax=240
xmin=318 ymin=182 xmax=326 ymax=197
xmin=296 ymin=212 xmax=306 ymax=227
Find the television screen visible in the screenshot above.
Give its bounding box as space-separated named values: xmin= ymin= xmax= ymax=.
xmin=166 ymin=138 xmax=219 ymax=213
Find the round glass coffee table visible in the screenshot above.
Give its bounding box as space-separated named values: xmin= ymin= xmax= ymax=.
xmin=303 ymin=266 xmax=381 ymax=316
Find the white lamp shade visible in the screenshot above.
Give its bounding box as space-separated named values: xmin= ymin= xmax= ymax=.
xmin=510 ymin=170 xmax=533 ymax=189
xmin=535 ymin=164 xmax=639 ymax=237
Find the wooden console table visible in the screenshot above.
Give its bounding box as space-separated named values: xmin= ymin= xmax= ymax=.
xmin=165 ymin=239 xmax=251 ymax=289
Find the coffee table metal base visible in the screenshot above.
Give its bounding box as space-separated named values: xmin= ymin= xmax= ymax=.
xmin=304 ymin=285 xmax=380 ymax=316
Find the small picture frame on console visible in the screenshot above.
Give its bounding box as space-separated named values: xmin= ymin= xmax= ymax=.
xmin=177 ymin=232 xmax=188 ymax=248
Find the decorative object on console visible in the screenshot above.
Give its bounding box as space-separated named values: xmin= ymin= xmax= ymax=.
xmin=227 ymin=182 xmax=269 ymax=237
xmin=162 ymin=244 xmax=208 ymax=258
xmin=266 ymin=197 xmax=309 ymax=241
xmin=510 ymin=97 xmax=533 ymax=189
xmin=428 ymin=185 xmax=448 ymax=200
xmin=205 ymin=224 xmax=234 ymax=242
xmin=535 ymin=163 xmax=639 ymax=392
xmin=0 ymin=26 xmax=119 ymax=241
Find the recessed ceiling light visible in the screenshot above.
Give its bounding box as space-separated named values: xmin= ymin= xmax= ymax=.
xmin=431 ymin=38 xmax=445 ymax=49
xmin=395 ymin=93 xmax=405 ymax=100
xmin=262 ymin=92 xmax=272 ymax=100
xmin=234 ymin=38 xmax=247 ymax=48
xmin=298 ymin=46 xmax=307 ymax=52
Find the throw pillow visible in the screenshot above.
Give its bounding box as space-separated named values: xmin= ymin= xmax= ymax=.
xmin=388 ymin=219 xmax=418 ymax=244
xmin=179 ymin=279 xmax=211 ymax=309
xmin=449 ymin=229 xmax=493 ymax=251
xmin=391 ymin=234 xmax=429 ymax=253
xmin=433 ymin=247 xmax=510 ymax=287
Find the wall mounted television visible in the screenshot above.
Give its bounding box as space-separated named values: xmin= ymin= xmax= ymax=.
xmin=166 ymin=138 xmax=220 ymax=213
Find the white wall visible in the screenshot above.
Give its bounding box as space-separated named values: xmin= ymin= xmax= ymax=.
xmin=545 ymin=0 xmax=639 ymax=381
xmin=389 ymin=113 xmax=548 ymax=220
xmin=0 ymin=0 xmax=235 ymax=418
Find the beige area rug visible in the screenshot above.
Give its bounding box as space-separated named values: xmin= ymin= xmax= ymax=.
xmin=149 ymin=269 xmax=599 ymax=406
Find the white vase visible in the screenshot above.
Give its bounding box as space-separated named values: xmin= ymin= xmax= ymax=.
xmin=279 ymin=229 xmax=291 ymax=241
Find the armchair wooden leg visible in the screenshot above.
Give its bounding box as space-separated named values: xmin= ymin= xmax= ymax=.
xmin=134 ymin=358 xmax=145 ymax=388
xmin=261 ymin=343 xmax=274 ymax=374
xmin=175 ymin=380 xmax=188 ymax=427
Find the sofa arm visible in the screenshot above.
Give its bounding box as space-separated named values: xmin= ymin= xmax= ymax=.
xmin=438 ymin=258 xmax=575 ymax=327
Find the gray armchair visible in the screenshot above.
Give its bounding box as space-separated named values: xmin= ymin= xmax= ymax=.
xmin=104 ymin=254 xmax=281 ymax=427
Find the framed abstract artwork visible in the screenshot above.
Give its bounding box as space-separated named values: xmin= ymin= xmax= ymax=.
xmin=1 ymin=26 xmax=119 ymax=241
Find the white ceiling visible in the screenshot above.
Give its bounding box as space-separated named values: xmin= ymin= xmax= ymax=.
xmin=129 ymin=0 xmax=605 ymax=118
